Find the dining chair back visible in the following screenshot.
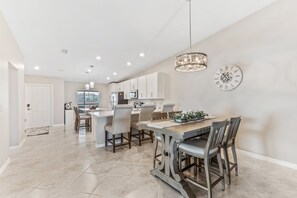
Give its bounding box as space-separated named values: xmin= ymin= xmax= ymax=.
xmin=161 ymin=103 xmax=175 ymax=113
xmin=112 ymin=105 xmax=133 ymax=135
xmin=139 ymin=104 xmax=156 ymax=122
xmin=151 ymin=112 xmax=167 ymax=120
xmin=206 ymin=120 xmax=228 ymax=155
xmin=222 ymin=116 xmax=241 ymax=185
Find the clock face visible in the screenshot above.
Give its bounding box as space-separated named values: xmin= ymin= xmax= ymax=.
xmin=214 ymin=65 xmax=243 ymax=91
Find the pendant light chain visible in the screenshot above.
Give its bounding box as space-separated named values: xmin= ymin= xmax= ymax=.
xmin=174 ymin=0 xmax=208 ymax=72
xmin=189 ymin=0 xmax=192 ymax=51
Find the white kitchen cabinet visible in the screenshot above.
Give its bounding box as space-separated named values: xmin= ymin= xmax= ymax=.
xmin=118 ymin=82 xmax=124 ymax=92
xmin=130 ymin=78 xmax=138 ymax=90
xmin=123 ymin=80 xmax=131 ymax=99
xmin=146 ymin=72 xmax=165 ymax=99
xmin=137 ymin=75 xmax=147 ymax=99
xmin=108 ymin=83 xmax=118 ymax=93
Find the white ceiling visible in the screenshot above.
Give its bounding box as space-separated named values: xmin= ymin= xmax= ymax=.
xmin=0 ymin=0 xmax=276 ymax=84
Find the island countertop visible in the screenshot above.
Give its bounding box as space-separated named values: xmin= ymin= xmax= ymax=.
xmin=89 ymin=110 xmax=140 ymax=118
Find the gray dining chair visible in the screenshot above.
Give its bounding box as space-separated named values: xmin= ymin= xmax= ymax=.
xmin=178 ymin=120 xmax=228 ymax=198
xmin=131 ymin=104 xmax=155 ymax=146
xmin=73 ymin=106 xmax=91 ymax=132
xmin=150 ymin=112 xmax=168 ymax=168
xmin=222 ymin=116 xmax=241 ymax=185
xmin=104 ymin=105 xmax=133 ymax=153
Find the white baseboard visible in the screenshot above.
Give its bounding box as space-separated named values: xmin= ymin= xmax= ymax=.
xmin=238 ymin=149 xmax=297 ymax=170
xmin=0 ymin=158 xmax=11 ymax=176
xmin=52 ymin=124 xmax=64 ymax=128
xmin=95 ymin=143 xmax=105 ymax=148
xmin=9 ymin=138 xmax=26 ymax=150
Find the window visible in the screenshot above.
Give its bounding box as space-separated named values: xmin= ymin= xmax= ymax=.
xmin=77 ymin=90 xmax=100 ymax=112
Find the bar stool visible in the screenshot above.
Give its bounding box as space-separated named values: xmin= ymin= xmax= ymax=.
xmin=222 ymin=116 xmax=241 ymax=185
xmin=73 ymin=106 xmax=91 ymax=132
xmin=104 ymin=105 xmax=133 ymax=153
xmin=131 ymin=104 xmax=155 ymax=146
xmin=178 ymin=120 xmax=228 ymax=198
xmin=150 ymin=112 xmax=167 ymax=168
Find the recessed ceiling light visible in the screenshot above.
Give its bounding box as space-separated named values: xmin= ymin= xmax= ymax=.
xmin=113 ymin=72 xmax=117 ymax=76
xmin=87 ymin=69 xmax=91 ymax=72
xmin=126 ymin=62 xmax=132 ymax=66
xmin=106 ymin=77 xmax=110 ymax=80
xmin=139 ymin=53 xmax=145 ymax=57
xmin=34 ymin=66 xmax=40 ymax=70
xmin=96 ymin=56 xmax=101 ymax=60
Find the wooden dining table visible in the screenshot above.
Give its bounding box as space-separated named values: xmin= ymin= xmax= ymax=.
xmin=140 ymin=116 xmax=225 ymax=198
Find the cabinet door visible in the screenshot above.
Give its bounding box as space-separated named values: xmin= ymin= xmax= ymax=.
xmin=130 ymin=78 xmax=138 ymax=90
xmin=123 ymin=80 xmax=130 ymax=99
xmin=146 ymin=73 xmax=158 ymax=99
xmin=137 ymin=76 xmax=147 ymax=99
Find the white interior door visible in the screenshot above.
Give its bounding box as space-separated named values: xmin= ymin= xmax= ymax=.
xmin=25 ymin=84 xmax=52 ymax=129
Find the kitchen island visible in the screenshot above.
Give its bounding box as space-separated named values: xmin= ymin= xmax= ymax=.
xmin=89 ymin=110 xmax=140 ymax=147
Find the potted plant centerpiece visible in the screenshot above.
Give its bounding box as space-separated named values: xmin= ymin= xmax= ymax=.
xmin=173 ymin=111 xmax=208 ymax=123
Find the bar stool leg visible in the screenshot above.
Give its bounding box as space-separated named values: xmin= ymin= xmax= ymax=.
xmin=223 ymin=146 xmax=231 ymax=185
xmin=217 ymin=153 xmax=225 ymax=191
xmin=231 ymin=144 xmax=238 ymax=176
xmin=138 ymin=130 xmax=142 ymax=146
xmin=204 ymin=157 xmax=212 ymax=198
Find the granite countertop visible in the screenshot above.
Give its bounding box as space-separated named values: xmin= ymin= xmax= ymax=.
xmin=89 ymin=110 xmax=140 ymax=118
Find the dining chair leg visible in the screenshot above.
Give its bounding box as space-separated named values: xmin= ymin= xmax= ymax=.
xmin=138 ymin=130 xmax=142 ymax=146
xmin=150 ymin=131 xmax=153 ymax=143
xmin=198 ymin=159 xmax=202 ymax=173
xmin=142 ymin=130 xmax=144 ymax=139
xmin=178 ymin=150 xmax=183 ymax=171
xmin=223 ymin=146 xmax=231 ymax=185
xmin=121 ymin=133 xmax=123 ymax=144
xmin=194 ymin=157 xmax=197 ymax=176
xmin=105 ymin=130 xmax=108 ymax=147
xmin=204 ymin=157 xmax=212 ymax=198
xmin=112 ymin=134 xmax=115 ymax=153
xmin=128 ymin=132 xmax=131 ymax=149
xmin=231 ymin=144 xmax=238 ymax=176
xmin=217 ymin=153 xmax=225 ymax=191
xmin=153 ymin=138 xmax=158 ymax=168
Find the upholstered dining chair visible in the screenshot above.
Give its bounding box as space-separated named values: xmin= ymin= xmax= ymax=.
xmin=104 ymin=105 xmax=133 ymax=153
xmin=131 ymin=104 xmax=155 ymax=146
xmin=73 ymin=106 xmax=91 ymax=132
xmin=222 ymin=116 xmax=241 ymax=185
xmin=150 ymin=112 xmax=167 ymax=168
xmin=178 ymin=120 xmax=228 ymax=198
xmin=161 ymin=103 xmax=175 ymax=113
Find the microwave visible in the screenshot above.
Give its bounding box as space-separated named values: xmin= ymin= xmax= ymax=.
xmin=129 ymin=90 xmax=138 ymax=99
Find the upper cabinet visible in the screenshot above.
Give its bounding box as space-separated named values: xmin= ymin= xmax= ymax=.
xmin=146 ymin=72 xmax=165 ymax=99
xmin=118 ymin=82 xmax=124 ymax=92
xmin=137 ymin=75 xmax=147 ymax=99
xmin=130 ymin=78 xmax=138 ymax=90
xmin=123 ymin=80 xmax=131 ymax=99
xmin=116 ymin=72 xmax=165 ymax=100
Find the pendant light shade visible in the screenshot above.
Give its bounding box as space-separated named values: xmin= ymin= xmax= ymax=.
xmin=89 ymin=81 xmax=95 ymax=89
xmin=175 ymin=0 xmax=207 ymax=72
xmin=85 ymin=83 xmax=90 ymax=90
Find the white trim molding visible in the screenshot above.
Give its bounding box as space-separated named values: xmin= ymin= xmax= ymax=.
xmin=52 ymin=124 xmax=64 ymax=128
xmin=0 ymin=158 xmax=11 ymax=176
xmin=95 ymin=143 xmax=105 ymax=148
xmin=238 ymin=149 xmax=297 ymax=170
xmin=9 ymin=138 xmax=26 ymax=150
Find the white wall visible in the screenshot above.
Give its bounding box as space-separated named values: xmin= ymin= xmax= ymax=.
xmin=0 ymin=11 xmax=24 ymax=169
xmin=25 ymin=75 xmax=64 ymax=125
xmin=134 ymin=0 xmax=297 ymax=164
xmin=64 ymin=81 xmax=108 ymax=109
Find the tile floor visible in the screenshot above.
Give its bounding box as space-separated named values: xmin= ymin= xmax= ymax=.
xmin=1 ymin=126 xmax=297 ymax=198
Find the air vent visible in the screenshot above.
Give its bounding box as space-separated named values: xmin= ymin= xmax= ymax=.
xmin=61 ymin=49 xmax=68 ymax=54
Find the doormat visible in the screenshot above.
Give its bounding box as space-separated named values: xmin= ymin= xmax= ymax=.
xmin=26 ymin=126 xmax=50 ymax=137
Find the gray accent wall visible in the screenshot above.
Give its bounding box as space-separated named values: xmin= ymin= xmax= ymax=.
xmin=133 ymin=0 xmax=297 ymax=164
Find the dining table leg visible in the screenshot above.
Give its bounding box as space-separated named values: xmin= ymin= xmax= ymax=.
xmin=150 ymin=131 xmax=195 ymax=198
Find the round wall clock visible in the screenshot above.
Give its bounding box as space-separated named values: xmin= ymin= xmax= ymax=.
xmin=214 ymin=64 xmax=243 ymax=91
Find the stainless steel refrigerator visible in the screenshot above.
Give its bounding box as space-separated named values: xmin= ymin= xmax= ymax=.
xmin=110 ymin=92 xmax=128 ymax=110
